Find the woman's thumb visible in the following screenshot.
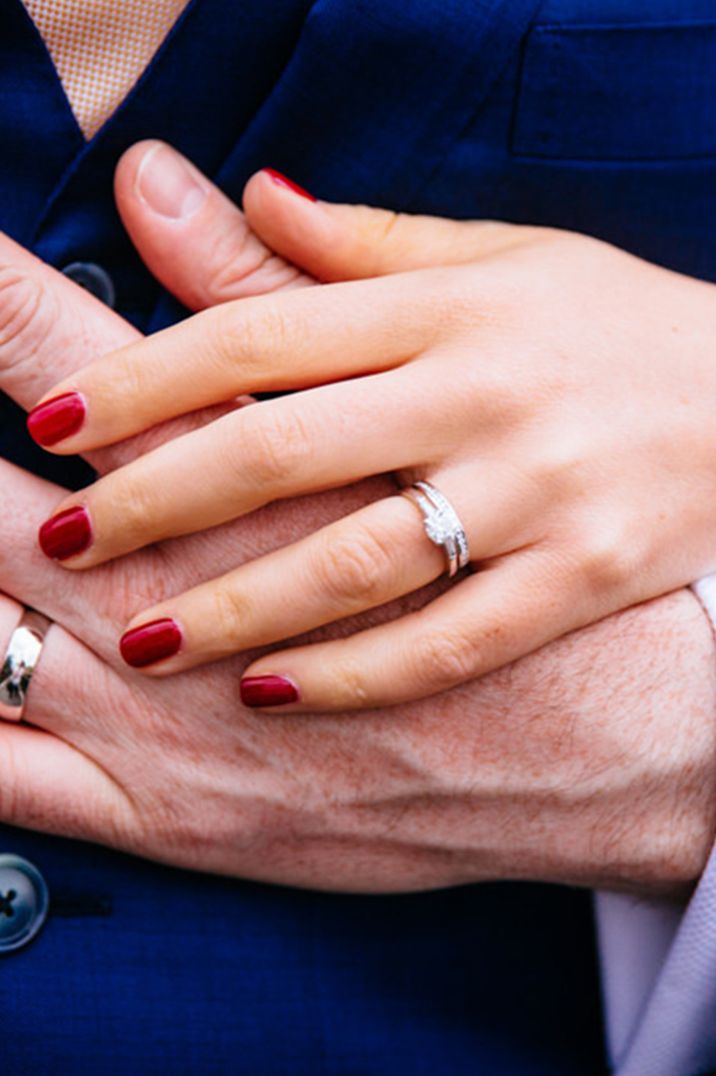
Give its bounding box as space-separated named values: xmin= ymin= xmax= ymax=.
xmin=243 ymin=168 xmax=534 ymax=281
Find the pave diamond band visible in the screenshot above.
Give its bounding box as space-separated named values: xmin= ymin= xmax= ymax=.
xmin=401 ymin=481 xmax=470 ymax=578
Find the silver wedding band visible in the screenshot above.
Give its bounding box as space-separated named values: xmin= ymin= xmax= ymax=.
xmin=0 ymin=609 xmax=52 ymax=722
xmin=401 ymin=480 xmax=470 ymax=578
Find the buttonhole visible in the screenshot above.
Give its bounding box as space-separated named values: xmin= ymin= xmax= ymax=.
xmin=51 ymin=894 xmax=113 ymax=918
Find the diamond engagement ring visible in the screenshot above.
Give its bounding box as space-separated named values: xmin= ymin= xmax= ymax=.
xmin=401 ymin=481 xmax=470 ymax=578
xmin=0 ymin=609 xmax=52 ymax=722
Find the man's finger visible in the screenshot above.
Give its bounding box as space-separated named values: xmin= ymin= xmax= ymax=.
xmin=115 ymin=141 xmax=313 ymax=311
xmin=0 ymin=595 xmax=125 ymax=839
xmin=0 ymin=457 xmax=158 ymax=655
xmin=0 ymin=720 xmax=120 ymax=840
xmin=0 ymin=233 xmax=138 ymax=409
xmin=243 ymin=168 xmax=547 ymax=282
xmin=0 ymin=225 xmax=244 ymax=477
xmin=0 ymin=238 xmax=138 ymax=478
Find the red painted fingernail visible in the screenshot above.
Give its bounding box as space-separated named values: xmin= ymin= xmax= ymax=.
xmin=38 ymin=506 xmax=92 ymax=560
xmin=262 ymin=168 xmax=317 ymax=202
xmin=120 ymin=618 xmax=183 ymax=668
xmin=27 ymin=392 xmax=86 ymax=447
xmin=240 ymin=675 xmax=300 ymax=708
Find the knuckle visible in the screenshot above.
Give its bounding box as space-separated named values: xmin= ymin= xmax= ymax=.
xmin=315 ymin=528 xmax=395 ymax=610
xmin=579 ymin=523 xmax=637 ymax=595
xmin=448 ymin=362 xmax=528 ymax=431
xmin=206 ymin=234 xmax=302 ymax=302
xmin=241 ymin=407 xmax=314 ymax=490
xmin=210 ymin=584 xmax=252 ymax=652
xmin=436 ymin=269 xmax=506 ymax=330
xmin=202 ymin=227 xmax=258 ymax=303
xmin=535 ymin=427 xmax=594 ymax=491
xmin=367 ymin=208 xmax=403 ymax=256
xmin=199 ymin=303 xmax=246 ymax=376
xmin=411 ymin=629 xmax=477 ymax=692
xmin=247 ymin=300 xmax=295 ymax=363
xmin=327 ymin=655 xmax=372 ymax=707
xmin=210 ymin=296 xmax=294 ymax=381
xmin=0 ymin=268 xmax=55 ymax=372
xmin=108 ymin=349 xmax=154 ymax=411
xmin=105 ymin=474 xmax=163 ymax=547
xmin=332 ymin=207 xmax=403 ymax=276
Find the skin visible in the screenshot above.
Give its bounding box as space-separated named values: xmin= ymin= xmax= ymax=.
xmin=30 ymin=152 xmax=716 ymax=718
xmin=0 ymin=142 xmax=713 ymax=896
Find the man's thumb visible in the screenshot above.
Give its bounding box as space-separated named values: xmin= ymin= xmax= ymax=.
xmin=114 ymin=142 xmax=312 ymax=311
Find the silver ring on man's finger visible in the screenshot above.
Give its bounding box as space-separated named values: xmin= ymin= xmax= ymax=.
xmin=0 ymin=609 xmax=52 ymax=722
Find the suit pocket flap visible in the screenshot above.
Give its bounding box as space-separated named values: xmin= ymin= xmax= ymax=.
xmin=512 ymin=21 xmax=716 ymax=160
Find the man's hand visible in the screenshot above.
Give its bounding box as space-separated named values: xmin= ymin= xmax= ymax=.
xmin=0 ymin=142 xmax=712 ymax=897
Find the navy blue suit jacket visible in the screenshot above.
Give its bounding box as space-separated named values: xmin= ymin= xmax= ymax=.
xmin=3 ymin=0 xmax=715 ymax=1071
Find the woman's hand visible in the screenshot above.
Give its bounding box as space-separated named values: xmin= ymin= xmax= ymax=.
xmin=0 ymin=149 xmax=713 ymax=897
xmin=27 ymin=168 xmax=716 ymax=711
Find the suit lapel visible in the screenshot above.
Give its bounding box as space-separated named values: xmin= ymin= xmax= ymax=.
xmin=214 ymin=0 xmax=548 ymax=210
xmin=0 ymin=2 xmax=83 ymax=242
xmin=25 ymin=0 xmax=312 ymax=326
xmin=2 ymin=0 xmax=545 ymax=328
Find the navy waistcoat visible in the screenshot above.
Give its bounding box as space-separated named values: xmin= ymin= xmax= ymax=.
xmin=3 ymin=0 xmax=715 ymax=1070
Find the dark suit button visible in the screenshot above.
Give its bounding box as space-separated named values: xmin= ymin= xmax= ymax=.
xmin=62 ymin=261 xmax=116 ymax=309
xmin=0 ymin=855 xmax=49 ymax=953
